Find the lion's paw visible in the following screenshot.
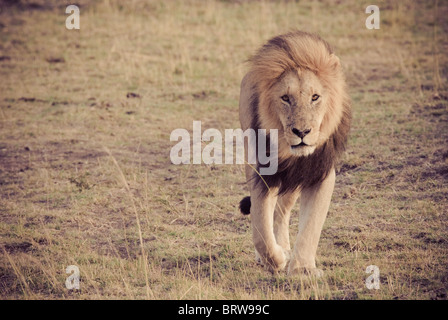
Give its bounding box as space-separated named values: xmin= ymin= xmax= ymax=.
xmin=254 ymin=250 xmax=264 ymax=266
xmin=288 ymin=266 xmax=324 ymax=278
xmin=254 ymin=248 xmax=290 ymax=273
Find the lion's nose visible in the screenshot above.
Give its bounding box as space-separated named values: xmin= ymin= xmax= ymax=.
xmin=292 ymin=128 xmax=311 ymax=139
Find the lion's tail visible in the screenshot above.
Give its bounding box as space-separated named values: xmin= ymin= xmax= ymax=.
xmin=239 ymin=196 xmax=251 ymax=215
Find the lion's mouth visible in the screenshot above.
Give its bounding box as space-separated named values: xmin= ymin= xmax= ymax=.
xmin=291 ymin=142 xmax=308 ymax=149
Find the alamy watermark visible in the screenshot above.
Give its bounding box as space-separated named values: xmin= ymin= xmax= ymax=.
xmin=170 ymin=121 xmax=278 ymax=175
xmin=365 ymin=265 xmax=380 ymax=290
xmin=65 ymin=265 xmax=80 ymax=290
xmin=66 ymin=5 xmax=80 ymax=30
xmin=61 ymin=4 xmax=382 ymax=292
xmin=65 ymin=5 xmax=379 ymax=31
xmin=365 ymin=5 xmax=380 ymax=29
xmin=64 ymin=263 xmax=380 ymax=290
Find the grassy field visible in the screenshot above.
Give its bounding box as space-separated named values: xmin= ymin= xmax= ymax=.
xmin=0 ymin=0 xmax=447 ymax=300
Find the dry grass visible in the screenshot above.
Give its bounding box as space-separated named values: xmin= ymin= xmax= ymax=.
xmin=0 ymin=0 xmax=447 ymax=300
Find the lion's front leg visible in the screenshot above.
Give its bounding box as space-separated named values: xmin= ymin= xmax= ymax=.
xmin=250 ymin=187 xmax=288 ymax=273
xmin=274 ymin=190 xmax=301 ymax=251
xmin=288 ymin=169 xmax=335 ymax=277
xmin=272 ymin=190 xmax=301 ymax=270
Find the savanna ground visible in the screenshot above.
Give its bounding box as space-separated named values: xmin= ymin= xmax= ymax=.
xmin=0 ymin=0 xmax=447 ymax=300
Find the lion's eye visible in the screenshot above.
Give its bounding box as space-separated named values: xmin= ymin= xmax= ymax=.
xmin=281 ymin=95 xmax=290 ymax=103
xmin=311 ymin=94 xmax=320 ymax=102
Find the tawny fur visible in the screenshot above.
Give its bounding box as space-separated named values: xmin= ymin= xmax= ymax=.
xmin=239 ymin=31 xmax=351 ymax=276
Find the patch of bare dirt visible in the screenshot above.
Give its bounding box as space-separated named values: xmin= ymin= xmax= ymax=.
xmin=0 ymin=0 xmax=91 ymax=11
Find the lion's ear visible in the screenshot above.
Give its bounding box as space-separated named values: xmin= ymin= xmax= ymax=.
xmin=328 ymin=53 xmax=340 ymax=71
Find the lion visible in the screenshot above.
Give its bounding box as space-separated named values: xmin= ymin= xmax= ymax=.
xmin=238 ymin=31 xmax=351 ymax=276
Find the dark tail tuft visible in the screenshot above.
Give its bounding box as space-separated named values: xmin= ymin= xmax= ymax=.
xmin=239 ymin=196 xmax=251 ymax=215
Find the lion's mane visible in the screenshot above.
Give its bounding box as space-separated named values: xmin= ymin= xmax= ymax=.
xmin=247 ymin=31 xmax=351 ymax=195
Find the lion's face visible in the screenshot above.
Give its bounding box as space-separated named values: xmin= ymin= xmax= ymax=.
xmin=270 ymin=69 xmax=328 ymax=157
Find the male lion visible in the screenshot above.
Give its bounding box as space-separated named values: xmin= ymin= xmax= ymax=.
xmin=239 ymin=31 xmax=351 ymax=276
